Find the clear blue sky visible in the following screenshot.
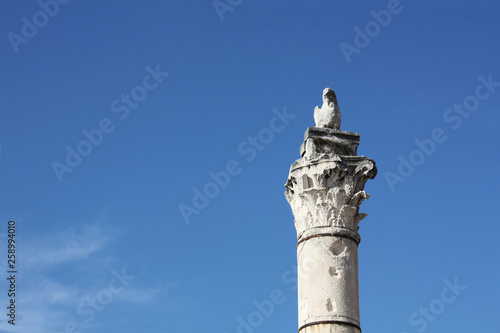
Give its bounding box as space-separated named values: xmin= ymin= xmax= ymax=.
xmin=0 ymin=1 xmax=499 ymax=332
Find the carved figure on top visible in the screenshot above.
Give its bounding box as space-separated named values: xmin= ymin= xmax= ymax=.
xmin=314 ymin=88 xmax=341 ymax=129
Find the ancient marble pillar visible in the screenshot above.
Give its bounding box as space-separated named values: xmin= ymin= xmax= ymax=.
xmin=285 ymin=88 xmax=377 ymax=333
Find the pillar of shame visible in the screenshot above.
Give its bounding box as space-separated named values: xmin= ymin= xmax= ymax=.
xmin=285 ymin=88 xmax=377 ymax=333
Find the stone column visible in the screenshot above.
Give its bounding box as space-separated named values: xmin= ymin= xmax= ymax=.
xmin=285 ymin=89 xmax=377 ymax=333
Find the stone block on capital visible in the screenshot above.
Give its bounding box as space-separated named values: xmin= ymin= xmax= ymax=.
xmin=300 ymin=127 xmax=361 ymax=158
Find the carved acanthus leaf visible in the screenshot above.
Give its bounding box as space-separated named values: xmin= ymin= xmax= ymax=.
xmin=285 ymin=156 xmax=376 ymax=238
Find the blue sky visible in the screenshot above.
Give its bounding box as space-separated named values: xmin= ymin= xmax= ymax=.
xmin=0 ymin=0 xmax=499 ymax=332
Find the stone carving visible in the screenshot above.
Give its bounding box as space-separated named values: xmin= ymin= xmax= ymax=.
xmin=285 ymin=88 xmax=376 ymax=333
xmin=285 ymin=156 xmax=376 ymax=240
xmin=314 ymin=88 xmax=341 ymax=129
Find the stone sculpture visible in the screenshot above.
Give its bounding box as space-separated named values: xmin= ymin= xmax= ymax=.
xmin=285 ymin=88 xmax=376 ymax=333
xmin=314 ymin=88 xmax=341 ymax=129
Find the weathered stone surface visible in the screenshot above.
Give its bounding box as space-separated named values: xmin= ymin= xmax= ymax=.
xmin=297 ymin=236 xmax=360 ymax=329
xmin=300 ymin=127 xmax=360 ymax=158
xmin=285 ymin=155 xmax=376 ymax=240
xmin=300 ymin=324 xmax=360 ymax=333
xmin=285 ymin=88 xmax=376 ymax=333
xmin=314 ymin=88 xmax=341 ymax=129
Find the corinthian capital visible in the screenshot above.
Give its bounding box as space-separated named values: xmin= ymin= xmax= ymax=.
xmin=285 ymin=155 xmax=376 ymax=241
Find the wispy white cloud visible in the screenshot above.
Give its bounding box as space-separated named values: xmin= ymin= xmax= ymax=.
xmin=0 ymin=221 xmax=168 ymax=333
xmin=21 ymin=224 xmax=110 ymax=268
xmin=22 ymin=275 xmax=80 ymax=305
xmin=115 ymin=286 xmax=162 ymax=303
